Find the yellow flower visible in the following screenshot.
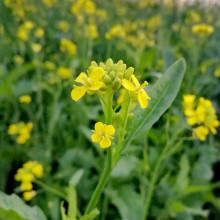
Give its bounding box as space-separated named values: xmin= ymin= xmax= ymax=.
xmin=85 ymin=24 xmax=99 ymax=39
xmin=14 ymin=55 xmax=24 ymax=64
xmin=15 ymin=161 xmax=43 ymax=201
xmin=192 ymin=24 xmax=214 ymax=36
xmin=214 ymin=68 xmax=220 ymax=77
xmin=23 ymin=190 xmax=36 ymax=201
xmin=60 ymin=39 xmax=76 ymax=55
xmin=58 ymin=67 xmax=72 ymax=79
xmin=183 ymin=94 xmax=196 ymax=116
xmin=24 ymin=21 xmax=34 ymax=30
xmin=19 ymin=95 xmax=31 ymax=104
xmin=32 ymin=164 xmax=43 ymax=178
xmin=35 ymin=28 xmax=44 ymax=38
xmin=122 ymin=75 xmax=150 ymax=109
xmin=17 ymin=26 xmax=28 ymax=41
xmin=193 ymin=126 xmax=209 ymax=141
xmin=20 ymin=181 xmax=33 ymax=191
xmin=44 ymin=61 xmax=55 ymax=70
xmin=71 ymin=67 xmax=104 ymax=101
xmin=8 ymin=124 xmax=18 ymax=135
xmin=91 ymin=122 xmax=115 ymax=148
xmin=57 ymin=21 xmax=70 ymax=33
xmin=31 ymin=43 xmax=42 ymax=53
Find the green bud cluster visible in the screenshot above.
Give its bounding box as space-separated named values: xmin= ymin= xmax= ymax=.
xmin=88 ymin=58 xmax=134 ymax=91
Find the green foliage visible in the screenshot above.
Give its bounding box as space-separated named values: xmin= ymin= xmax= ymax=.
xmin=123 ymin=58 xmax=186 ymax=149
xmin=0 ymin=191 xmax=46 ymax=220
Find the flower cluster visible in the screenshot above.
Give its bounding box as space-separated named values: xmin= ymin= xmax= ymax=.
xmin=19 ymin=95 xmax=31 ymax=104
xmin=60 ymin=39 xmax=77 ymax=56
xmin=183 ymin=95 xmax=219 ymax=141
xmin=15 ymin=161 xmax=43 ymax=201
xmin=8 ymin=122 xmax=33 ymax=144
xmin=71 ymin=59 xmax=150 ymax=148
xmin=192 ymin=24 xmax=214 ymax=36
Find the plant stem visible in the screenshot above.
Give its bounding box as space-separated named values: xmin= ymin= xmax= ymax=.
xmin=85 ymin=91 xmax=113 ymax=214
xmin=34 ymin=179 xmax=67 ymax=200
xmin=142 ymin=127 xmax=186 ymax=220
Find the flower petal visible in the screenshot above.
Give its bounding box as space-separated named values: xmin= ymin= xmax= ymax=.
xmin=138 ymin=90 xmax=149 ymax=109
xmin=95 ymin=122 xmax=105 ymax=132
xmin=91 ymin=133 xmax=101 ymax=143
xmin=75 ymin=72 xmax=88 ymax=83
xmin=131 ymin=75 xmax=140 ymax=86
xmin=90 ymin=67 xmax=104 ymax=82
xmin=105 ymin=125 xmax=115 ymax=136
xmin=71 ymin=86 xmax=87 ymax=101
xmin=100 ymin=137 xmax=111 ymax=148
xmin=122 ymin=79 xmax=135 ymax=91
xmin=89 ymin=81 xmax=103 ymax=90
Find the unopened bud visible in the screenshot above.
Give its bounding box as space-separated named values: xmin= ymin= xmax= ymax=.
xmin=103 ymin=75 xmax=112 ymax=84
xmin=106 ymin=58 xmax=113 ymax=67
xmin=112 ymin=78 xmax=121 ymax=90
xmin=109 ymin=71 xmax=115 ymax=80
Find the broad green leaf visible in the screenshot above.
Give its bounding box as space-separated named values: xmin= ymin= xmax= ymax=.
xmin=69 ymin=169 xmax=85 ymax=187
xmin=138 ymin=48 xmax=156 ymax=71
xmin=0 ymin=63 xmax=35 ymax=97
xmin=106 ymin=185 xmax=142 ymax=220
xmin=79 ymin=208 xmax=100 ymax=220
xmin=0 ymin=191 xmax=47 ymax=220
xmin=175 ymin=155 xmax=190 ymax=192
xmin=122 ymin=58 xmax=186 ymax=150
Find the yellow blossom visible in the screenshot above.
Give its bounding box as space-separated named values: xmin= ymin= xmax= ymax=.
xmin=44 ymin=61 xmax=55 ymax=70
xmin=58 ymin=67 xmax=72 ymax=79
xmin=60 ymin=39 xmax=76 ymax=55
xmin=35 ymin=28 xmax=44 ymax=38
xmin=17 ymin=26 xmax=28 ymax=41
xmin=214 ymin=68 xmax=220 ymax=77
xmin=14 ymin=55 xmax=24 ymax=64
xmin=122 ymin=75 xmax=151 ymax=109
xmin=20 ymin=181 xmax=33 ymax=191
xmin=23 ymin=190 xmax=36 ymax=201
xmin=91 ymin=122 xmax=115 ymax=148
xmin=8 ymin=124 xmax=18 ymax=135
xmin=57 ymin=21 xmax=70 ymax=33
xmin=24 ymin=21 xmax=34 ymax=30
xmin=192 ymin=24 xmax=214 ymax=36
xmin=19 ymin=95 xmax=31 ymax=104
xmin=85 ymin=24 xmax=99 ymax=39
xmin=32 ymin=164 xmax=43 ymax=178
xmin=193 ymin=126 xmax=209 ymax=141
xmin=31 ymin=43 xmax=42 ymax=53
xmin=8 ymin=122 xmax=33 ymax=144
xmin=71 ymin=67 xmax=104 ymax=101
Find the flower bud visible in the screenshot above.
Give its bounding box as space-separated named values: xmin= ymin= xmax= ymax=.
xmin=112 ymin=78 xmax=121 ymax=90
xmin=99 ymin=62 xmax=106 ymax=69
xmin=91 ymin=61 xmax=98 ymax=67
xmin=124 ymin=67 xmax=134 ymax=79
xmin=106 ymin=58 xmax=113 ymax=67
xmin=117 ymin=72 xmax=123 ymax=79
xmin=103 ymin=75 xmax=112 ymax=84
xmin=109 ymin=71 xmax=115 ymax=80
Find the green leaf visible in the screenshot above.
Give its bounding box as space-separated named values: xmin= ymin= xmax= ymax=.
xmin=122 ymin=58 xmax=186 ymax=150
xmin=106 ymin=185 xmax=142 ymax=220
xmin=138 ymin=48 xmax=156 ymax=71
xmin=175 ymin=155 xmax=190 ymax=192
xmin=0 ymin=191 xmax=47 ymax=220
xmin=79 ymin=208 xmax=100 ymax=220
xmin=69 ymin=169 xmax=85 ymax=187
xmin=0 ymin=63 xmax=35 ymax=97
